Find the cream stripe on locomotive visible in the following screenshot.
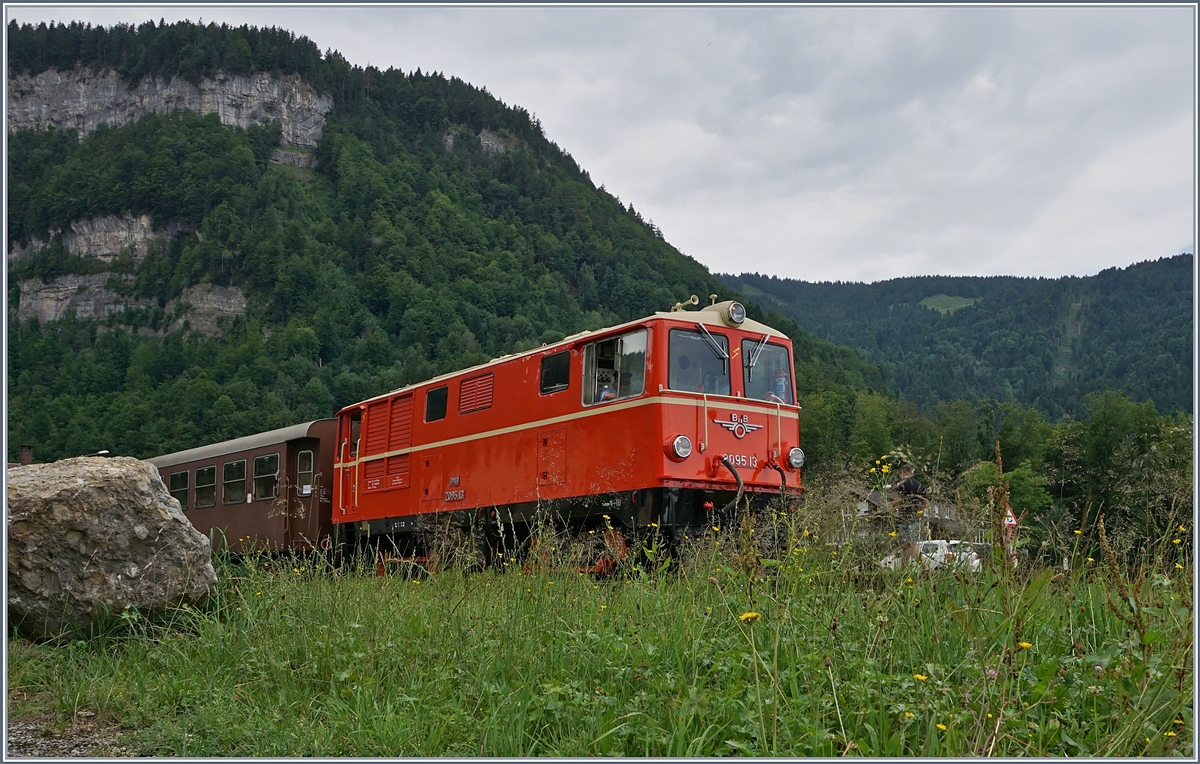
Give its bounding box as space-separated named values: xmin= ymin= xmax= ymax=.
xmin=342 ymin=394 xmax=801 ymax=468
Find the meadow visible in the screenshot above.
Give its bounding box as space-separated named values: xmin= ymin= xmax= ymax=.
xmin=7 ymin=496 xmax=1194 ymax=757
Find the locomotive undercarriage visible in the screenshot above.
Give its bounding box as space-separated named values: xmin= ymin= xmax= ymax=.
xmin=343 ymin=485 xmax=792 ymax=574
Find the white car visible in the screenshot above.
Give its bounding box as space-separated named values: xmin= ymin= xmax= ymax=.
xmin=880 ymin=540 xmax=982 ymax=572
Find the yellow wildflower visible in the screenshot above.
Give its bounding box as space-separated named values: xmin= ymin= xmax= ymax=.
xmin=1087 ymin=557 xmax=1094 ymax=564
xmin=1074 ymin=530 xmax=1082 ymax=535
xmin=904 ymin=712 xmax=914 ymax=718
xmin=739 ymin=611 xmax=762 ymax=623
xmin=1176 ymin=563 xmax=1184 ymax=569
xmin=889 ymin=531 xmax=897 ymax=537
xmin=1179 ymin=525 xmax=1186 ymax=532
xmin=882 ymin=465 xmax=890 ymax=474
xmin=936 ymin=723 xmax=947 ymax=731
xmin=1018 ymin=642 xmax=1032 ymax=649
xmin=869 ymin=467 xmax=876 ymax=473
xmin=914 ymin=674 xmax=927 ymax=681
xmin=1166 ymin=731 xmax=1177 ymax=737
xmin=713 ymin=526 xmax=720 ymax=532
xmin=1173 ymin=538 xmax=1182 ymax=544
xmin=906 ymin=577 xmax=913 ymax=583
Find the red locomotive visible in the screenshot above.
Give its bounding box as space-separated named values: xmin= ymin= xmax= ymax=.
xmin=147 ymin=298 xmax=805 ymax=563
xmin=332 ymin=298 xmax=804 ymax=561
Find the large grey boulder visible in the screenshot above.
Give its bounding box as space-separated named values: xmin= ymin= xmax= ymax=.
xmin=7 ymin=457 xmax=217 ymax=639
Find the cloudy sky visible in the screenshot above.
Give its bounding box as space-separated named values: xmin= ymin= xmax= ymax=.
xmin=7 ymin=5 xmax=1196 ymax=283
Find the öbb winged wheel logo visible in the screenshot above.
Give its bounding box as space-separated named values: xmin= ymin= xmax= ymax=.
xmin=714 ymin=413 xmax=763 ymax=439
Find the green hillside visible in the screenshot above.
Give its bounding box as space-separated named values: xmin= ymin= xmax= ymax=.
xmin=722 ymin=255 xmax=1193 ymax=419
xmin=5 ymin=19 xmax=883 ymax=465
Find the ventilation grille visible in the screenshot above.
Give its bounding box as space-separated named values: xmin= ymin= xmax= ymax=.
xmin=388 ymin=395 xmax=414 ymax=450
xmin=364 ymin=401 xmax=389 ymax=455
xmin=459 ymin=373 xmax=494 ymax=414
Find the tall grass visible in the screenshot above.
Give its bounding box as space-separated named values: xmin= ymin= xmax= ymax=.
xmin=7 ymin=489 xmax=1193 ymax=756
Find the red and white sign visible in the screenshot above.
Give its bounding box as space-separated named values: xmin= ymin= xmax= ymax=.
xmin=1003 ymin=507 xmax=1018 ymax=527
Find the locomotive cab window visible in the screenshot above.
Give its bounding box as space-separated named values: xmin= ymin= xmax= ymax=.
xmin=741 ymin=338 xmax=794 ymax=404
xmin=425 ymin=386 xmax=449 ymax=422
xmin=583 ymin=329 xmax=647 ymax=405
xmin=253 ymin=454 xmax=279 ymax=500
xmin=297 ymin=450 xmax=314 ymax=496
xmin=540 ymin=350 xmax=571 ymax=394
xmin=195 ymin=466 xmax=216 ymax=508
xmin=669 ymin=327 xmax=731 ymax=395
xmin=223 ymin=459 xmax=247 ymax=504
xmin=168 ymin=471 xmax=189 ymax=509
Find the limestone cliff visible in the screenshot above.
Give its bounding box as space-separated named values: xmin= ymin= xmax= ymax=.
xmin=8 ymin=214 xmax=187 ymax=264
xmin=15 ymin=276 xmax=246 ymax=338
xmin=7 ymin=68 xmax=332 ymax=147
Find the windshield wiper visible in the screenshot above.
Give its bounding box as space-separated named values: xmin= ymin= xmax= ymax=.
xmin=696 ymin=322 xmax=730 ymax=375
xmin=745 ymin=332 xmax=771 ymax=381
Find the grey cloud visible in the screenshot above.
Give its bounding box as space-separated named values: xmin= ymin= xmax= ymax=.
xmin=8 ymin=5 xmax=1193 ymax=282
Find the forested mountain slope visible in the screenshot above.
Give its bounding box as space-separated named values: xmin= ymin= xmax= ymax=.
xmin=721 ymin=254 xmax=1193 ymax=418
xmin=6 ymin=19 xmax=882 ymax=463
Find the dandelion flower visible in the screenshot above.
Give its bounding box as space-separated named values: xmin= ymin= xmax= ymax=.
xmin=739 ymin=611 xmax=762 ymax=623
xmin=1018 ymin=642 xmax=1032 ymax=649
xmin=936 ymin=723 xmax=947 ymax=731
xmin=1179 ymin=525 xmax=1187 ymax=532
xmin=882 ymin=465 xmax=890 ymax=474
xmin=904 ymin=712 xmax=914 ymax=719
xmin=889 ymin=531 xmax=897 ymax=537
xmin=1166 ymin=731 xmax=1177 ymax=737
xmin=869 ymin=467 xmax=876 ymax=474
xmin=914 ymin=674 xmax=928 ymax=681
xmin=1173 ymin=538 xmax=1182 ymax=544
xmin=1176 ymin=563 xmax=1184 ymax=569
xmin=876 ymin=460 xmax=881 ymax=465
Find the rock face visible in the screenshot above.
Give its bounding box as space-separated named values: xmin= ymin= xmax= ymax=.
xmin=7 ymin=214 xmax=187 ymax=264
xmin=169 ymin=283 xmax=247 ymax=336
xmin=8 ymin=68 xmax=333 ymax=147
xmin=7 ymin=457 xmax=217 ymax=639
xmin=15 ymin=276 xmax=246 ymax=336
xmin=16 ymin=274 xmax=135 ymax=324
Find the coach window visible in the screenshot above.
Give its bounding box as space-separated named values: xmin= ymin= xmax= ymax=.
xmin=741 ymin=338 xmax=794 ymax=404
xmin=425 ymin=385 xmax=448 ymax=422
xmin=298 ymin=450 xmax=315 ymax=496
xmin=540 ymin=350 xmax=571 ymax=394
xmin=669 ymin=327 xmax=731 ymax=395
xmin=253 ymin=454 xmax=280 ymax=500
xmin=195 ymin=466 xmax=216 ymax=508
xmin=168 ymin=471 xmax=189 ymax=509
xmin=583 ymin=328 xmax=647 ymax=405
xmin=223 ymin=459 xmax=247 ymax=504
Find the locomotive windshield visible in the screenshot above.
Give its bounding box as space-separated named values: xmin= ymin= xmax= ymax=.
xmin=669 ymin=328 xmax=731 ymax=395
xmin=583 ymin=329 xmax=647 ymax=405
xmin=741 ymin=339 xmax=794 ymax=404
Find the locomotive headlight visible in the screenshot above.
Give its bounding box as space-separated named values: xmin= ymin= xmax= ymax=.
xmin=787 ymin=447 xmax=806 ymax=469
xmin=727 ymin=301 xmax=746 ymax=325
xmin=670 ymin=434 xmax=693 ymax=460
